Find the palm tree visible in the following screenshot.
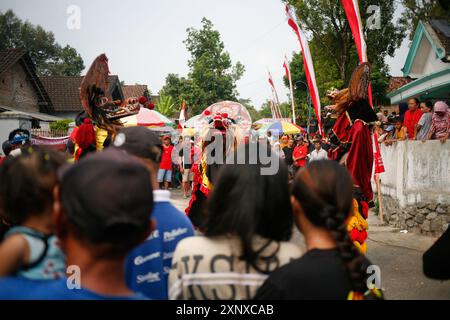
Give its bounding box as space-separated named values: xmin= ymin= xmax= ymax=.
xmin=157 ymin=94 xmax=176 ymax=117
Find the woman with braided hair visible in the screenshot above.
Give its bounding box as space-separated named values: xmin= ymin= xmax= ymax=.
xmin=255 ymin=160 xmax=382 ymax=300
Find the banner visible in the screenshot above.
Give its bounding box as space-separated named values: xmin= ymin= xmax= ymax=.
xmin=285 ymin=4 xmax=323 ymax=134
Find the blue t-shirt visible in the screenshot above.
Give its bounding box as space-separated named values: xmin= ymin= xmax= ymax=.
xmin=4 ymin=226 xmax=66 ymax=280
xmin=0 ymin=277 xmax=146 ymax=300
xmin=125 ymin=190 xmax=194 ymax=299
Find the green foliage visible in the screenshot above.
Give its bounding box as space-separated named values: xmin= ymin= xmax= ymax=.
xmin=157 ymin=94 xmax=176 ymax=117
xmin=49 ymin=119 xmax=72 ymax=132
xmin=400 ymin=0 xmax=450 ymax=39
xmin=283 ymin=0 xmax=405 ymax=110
xmin=160 ymin=18 xmax=245 ymax=115
xmin=0 ymin=9 xmax=84 ymax=76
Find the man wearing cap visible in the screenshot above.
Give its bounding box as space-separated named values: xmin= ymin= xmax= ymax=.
xmin=0 ymin=149 xmax=153 ymax=299
xmin=112 ymin=127 xmax=194 ymax=299
xmin=158 ymin=135 xmax=174 ymax=190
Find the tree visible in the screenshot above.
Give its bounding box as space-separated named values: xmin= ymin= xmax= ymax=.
xmin=0 ymin=10 xmax=84 ymax=75
xmin=160 ymin=18 xmax=245 ymax=115
xmin=157 ymin=94 xmax=176 ymax=117
xmin=400 ymin=0 xmax=450 ymax=39
xmin=283 ymin=0 xmax=403 ymax=108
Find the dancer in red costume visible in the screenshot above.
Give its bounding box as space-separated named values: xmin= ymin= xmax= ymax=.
xmin=327 ymin=63 xmax=378 ymax=254
xmin=186 ymin=101 xmax=251 ymax=230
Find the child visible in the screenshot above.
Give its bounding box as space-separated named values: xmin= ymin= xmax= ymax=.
xmin=0 ymin=146 xmax=66 ymax=280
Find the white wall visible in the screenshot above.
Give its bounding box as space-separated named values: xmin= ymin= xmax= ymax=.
xmin=379 ymin=140 xmax=450 ymax=207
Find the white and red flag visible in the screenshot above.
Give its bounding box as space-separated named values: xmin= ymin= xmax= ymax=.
xmin=178 ymin=100 xmax=186 ymax=131
xmin=341 ymin=0 xmax=373 ymax=106
xmin=268 ymin=71 xmax=282 ymax=119
xmin=285 ymin=4 xmax=323 ymax=134
xmin=283 ymin=55 xmax=296 ymax=124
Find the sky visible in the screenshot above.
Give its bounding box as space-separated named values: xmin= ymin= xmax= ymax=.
xmin=0 ymin=0 xmax=410 ymax=109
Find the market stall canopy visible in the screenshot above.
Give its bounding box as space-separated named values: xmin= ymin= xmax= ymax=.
xmin=258 ymin=120 xmax=305 ymax=135
xmin=121 ymin=108 xmax=174 ymax=127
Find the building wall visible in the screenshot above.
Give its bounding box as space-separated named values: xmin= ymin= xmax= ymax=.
xmin=54 ymin=111 xmax=78 ymax=120
xmin=379 ymin=140 xmax=450 ymax=236
xmin=0 ymin=62 xmax=40 ymax=113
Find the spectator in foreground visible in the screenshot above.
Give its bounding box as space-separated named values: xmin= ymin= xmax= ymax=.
xmin=169 ymin=142 xmax=303 ymax=300
xmin=427 ymin=101 xmax=449 ymax=143
xmin=158 ymin=135 xmax=174 ymax=190
xmin=0 ymin=147 xmax=66 ymax=280
xmin=112 ymin=127 xmax=194 ymax=299
xmin=0 ymin=149 xmax=153 ymax=299
xmin=404 ymin=98 xmax=423 ymax=140
xmin=415 ymin=101 xmax=433 ymax=141
xmin=255 ymin=160 xmax=382 ymax=300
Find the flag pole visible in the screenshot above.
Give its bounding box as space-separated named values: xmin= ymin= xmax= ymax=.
xmin=285 ymin=55 xmax=296 ymax=124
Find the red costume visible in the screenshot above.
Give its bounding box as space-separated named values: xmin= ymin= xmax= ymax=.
xmin=328 ymin=63 xmax=378 ymax=253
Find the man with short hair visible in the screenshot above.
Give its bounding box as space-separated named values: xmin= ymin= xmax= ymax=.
xmin=0 ymin=149 xmax=153 ymax=299
xmin=293 ymin=136 xmax=308 ymax=171
xmin=113 ymin=127 xmax=194 ymax=299
xmin=158 ymin=135 xmax=174 ymax=190
xmin=309 ymin=140 xmax=328 ymax=162
xmin=404 ymin=98 xmax=423 ymax=139
xmin=282 ymin=139 xmax=295 ymax=178
xmin=179 ymin=137 xmax=195 ymax=199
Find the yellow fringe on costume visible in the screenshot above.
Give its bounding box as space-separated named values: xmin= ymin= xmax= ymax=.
xmin=95 ymin=127 xmax=109 ymax=151
xmin=347 ymin=199 xmax=369 ymax=254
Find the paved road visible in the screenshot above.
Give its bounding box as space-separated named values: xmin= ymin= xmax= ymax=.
xmin=170 ymin=188 xmax=450 ymax=300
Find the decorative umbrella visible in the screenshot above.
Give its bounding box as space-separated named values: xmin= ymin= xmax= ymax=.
xmin=258 ymin=121 xmax=305 ymax=135
xmin=184 ymin=114 xmax=202 ymax=128
xmin=121 ymin=108 xmax=174 ymax=127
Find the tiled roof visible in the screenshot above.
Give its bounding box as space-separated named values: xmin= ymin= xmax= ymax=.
xmin=388 ymin=77 xmax=415 ymax=93
xmin=0 ymin=48 xmax=27 ymax=76
xmin=0 ymin=49 xmax=54 ymax=114
xmin=430 ymin=19 xmax=450 ymax=57
xmin=40 ymin=75 xmax=121 ymax=112
xmin=122 ymin=84 xmax=148 ymax=99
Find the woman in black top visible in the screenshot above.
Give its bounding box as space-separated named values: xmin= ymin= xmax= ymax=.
xmin=255 ymin=160 xmax=382 ymax=300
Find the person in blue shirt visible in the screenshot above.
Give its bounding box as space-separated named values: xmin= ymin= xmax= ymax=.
xmin=0 ymin=149 xmax=154 ymax=300
xmin=112 ymin=127 xmax=195 ymax=299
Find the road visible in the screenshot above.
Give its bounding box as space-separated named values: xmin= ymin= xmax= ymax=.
xmin=170 ymin=188 xmax=450 ymax=300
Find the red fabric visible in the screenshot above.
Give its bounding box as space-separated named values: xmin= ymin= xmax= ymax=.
xmin=159 ymin=144 xmax=174 ymax=170
xmin=293 ymin=144 xmax=308 ymax=167
xmin=404 ymin=109 xmax=423 ymax=139
xmin=70 ymin=126 xmax=79 ymax=142
xmin=360 ymin=201 xmax=369 ymax=219
xmin=285 ymin=4 xmax=323 ymax=134
xmin=75 ymin=119 xmax=96 ymax=149
xmin=346 ymin=120 xmax=374 ymax=202
xmin=373 ymin=132 xmax=385 ymax=175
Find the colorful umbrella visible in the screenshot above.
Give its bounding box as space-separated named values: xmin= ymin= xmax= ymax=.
xmin=121 ymin=108 xmax=174 ymax=127
xmin=259 ymin=121 xmax=305 ymax=135
xmin=184 ymin=114 xmax=202 ymax=128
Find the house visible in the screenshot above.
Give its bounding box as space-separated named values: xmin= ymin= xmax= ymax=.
xmin=0 ymin=49 xmax=55 ymax=116
xmin=40 ymin=75 xmax=125 ymax=119
xmin=122 ymin=84 xmax=148 ymax=100
xmin=0 ymin=49 xmax=62 ymax=143
xmin=387 ymin=19 xmax=450 ymax=104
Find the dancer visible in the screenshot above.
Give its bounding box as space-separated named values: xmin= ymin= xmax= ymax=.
xmin=326 ymin=63 xmax=378 ymax=254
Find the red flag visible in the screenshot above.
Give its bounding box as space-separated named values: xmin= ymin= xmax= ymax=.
xmin=373 ymin=132 xmax=385 ymax=176
xmin=341 ymin=0 xmax=373 ymax=106
xmin=283 ymin=58 xmax=291 ymax=83
xmin=285 ymin=5 xmax=323 ymax=134
xmin=178 ymin=100 xmax=186 ymax=131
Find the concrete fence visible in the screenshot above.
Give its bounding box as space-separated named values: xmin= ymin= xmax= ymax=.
xmin=378 ymin=140 xmax=450 ymax=236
